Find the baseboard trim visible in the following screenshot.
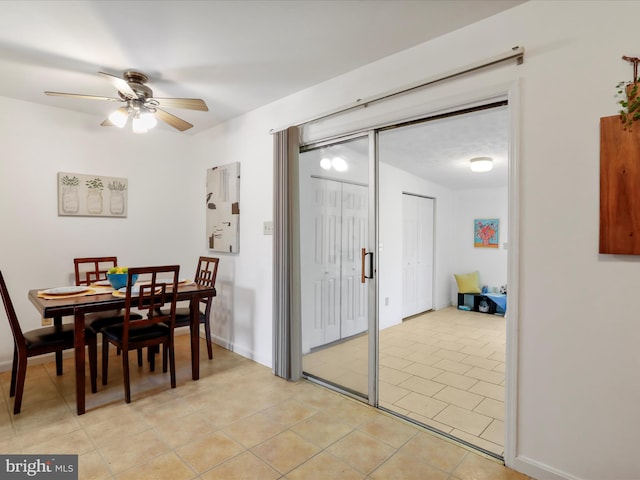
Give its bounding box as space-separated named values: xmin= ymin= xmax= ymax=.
xmin=511 ymin=455 xmax=583 ymax=480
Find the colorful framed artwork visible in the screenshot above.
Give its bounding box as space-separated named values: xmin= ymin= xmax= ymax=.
xmin=58 ymin=172 xmax=128 ymax=217
xmin=206 ymin=162 xmax=240 ymax=253
xmin=474 ymin=218 xmax=499 ymax=248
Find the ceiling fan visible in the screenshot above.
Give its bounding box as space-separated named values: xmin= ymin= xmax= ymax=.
xmin=44 ymin=70 xmax=208 ymax=133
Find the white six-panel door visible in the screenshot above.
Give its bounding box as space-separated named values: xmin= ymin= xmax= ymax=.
xmin=402 ymin=194 xmax=434 ymax=318
xmin=302 ymin=178 xmax=369 ymax=352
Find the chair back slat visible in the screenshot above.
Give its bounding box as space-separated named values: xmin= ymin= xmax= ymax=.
xmin=74 ymin=257 xmax=118 ymax=286
xmin=194 ymin=257 xmax=219 ymax=307
xmin=195 ymin=257 xmax=219 ymax=287
xmin=0 ymin=271 xmax=25 ymax=346
xmin=121 ymin=266 xmax=180 ymax=346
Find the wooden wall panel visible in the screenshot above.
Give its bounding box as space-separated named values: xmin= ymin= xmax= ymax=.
xmin=600 ymin=115 xmax=640 ymax=254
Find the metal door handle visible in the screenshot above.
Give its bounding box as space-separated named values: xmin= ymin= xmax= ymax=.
xmin=361 ymin=248 xmax=374 ymax=283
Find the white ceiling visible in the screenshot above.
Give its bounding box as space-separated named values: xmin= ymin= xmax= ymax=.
xmin=1 ymin=0 xmax=519 ymax=190
xmin=379 ymin=105 xmax=509 ymax=189
xmin=0 ymin=0 xmax=524 ymax=135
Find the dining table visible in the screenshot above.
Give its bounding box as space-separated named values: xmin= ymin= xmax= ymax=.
xmin=28 ymin=281 xmax=216 ymax=415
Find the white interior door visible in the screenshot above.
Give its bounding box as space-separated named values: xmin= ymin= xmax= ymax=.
xmin=303 ymin=178 xmax=342 ymax=351
xmin=416 ymin=196 xmax=434 ymax=312
xmin=341 ymin=182 xmax=369 ymax=338
xmin=402 ymin=194 xmax=418 ymax=317
xmin=300 ymin=135 xmax=373 ymax=400
xmin=402 ymin=194 xmax=434 ymax=318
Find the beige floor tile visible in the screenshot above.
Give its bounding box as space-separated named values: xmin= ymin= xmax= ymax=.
xmin=433 ymin=405 xmax=492 ymax=436
xmin=98 ymin=428 xmax=170 ymax=473
xmin=395 ymin=392 xmax=448 ymax=419
xmin=380 ymin=366 xmax=413 ymax=385
xmin=150 ymin=412 xmax=216 ymax=449
xmin=262 ymin=398 xmax=319 ymax=427
xmin=433 ymin=386 xmax=484 ymax=410
xmin=379 ymin=355 xmax=414 ymax=370
xmin=450 ymin=429 xmax=503 ymax=456
xmin=327 ymin=430 xmax=396 ymax=474
xmin=461 ymin=355 xmax=501 ymax=370
xmin=370 ymin=449 xmax=449 ymax=480
xmin=465 ymin=367 xmax=504 ymax=385
xmin=285 ymin=451 xmax=365 ymax=480
xmin=468 ymin=381 xmax=505 ymax=401
xmin=433 ymin=349 xmax=468 ymax=362
xmin=399 ymin=431 xmax=468 ymax=472
xmin=402 ymin=362 xmax=444 ymax=379
xmin=405 ymin=413 xmax=454 ymax=434
xmin=78 ymin=450 xmax=114 ymax=480
xmin=290 ymin=412 xmax=354 ymax=448
xmin=358 ymin=415 xmax=418 ymax=448
xmin=451 ymin=452 xmax=530 ymax=480
xmin=251 ymin=430 xmax=320 ymax=474
xmin=115 ymin=452 xmax=196 ymax=480
xmin=481 ymin=420 xmax=505 ymax=446
xmin=200 ymin=451 xmax=280 ymax=480
xmin=23 ymin=428 xmax=94 ymax=455
xmin=432 ymin=371 xmax=478 ymax=390
xmin=379 ymin=381 xmax=412 ymax=404
xmin=432 ymin=359 xmax=472 ymax=375
xmin=403 ymin=351 xmax=441 ymax=366
xmin=0 ymin=323 xmax=520 ymax=480
xmin=176 ymin=431 xmax=244 ymax=473
xmin=398 ymin=376 xmax=447 ymax=397
xmin=474 ymin=398 xmax=504 ymax=421
xmin=224 ymin=411 xmax=287 ymax=448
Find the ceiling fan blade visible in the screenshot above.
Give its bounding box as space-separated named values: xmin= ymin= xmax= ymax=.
xmin=45 ymin=91 xmax=121 ymax=102
xmin=153 ymin=98 xmax=209 ymax=111
xmin=155 ymin=108 xmax=193 ymax=131
xmin=98 ymin=72 xmax=138 ymax=100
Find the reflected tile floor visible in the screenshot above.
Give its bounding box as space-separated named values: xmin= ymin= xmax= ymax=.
xmin=0 ymin=334 xmax=527 ymax=479
xmin=304 ymin=307 xmax=506 ymax=456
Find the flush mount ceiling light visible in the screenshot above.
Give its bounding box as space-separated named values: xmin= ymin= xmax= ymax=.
xmin=469 ymin=156 xmax=493 ymax=172
xmin=319 ymin=155 xmax=349 ymax=172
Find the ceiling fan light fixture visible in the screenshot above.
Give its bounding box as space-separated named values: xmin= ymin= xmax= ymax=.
xmin=132 ymin=114 xmax=148 ymax=134
xmin=108 ymin=108 xmax=129 ymax=128
xmin=332 ymin=156 xmax=348 ymax=172
xmin=139 ymin=111 xmax=157 ymax=130
xmin=469 ymin=156 xmax=493 ymax=173
xmin=320 ymin=157 xmax=332 ymax=170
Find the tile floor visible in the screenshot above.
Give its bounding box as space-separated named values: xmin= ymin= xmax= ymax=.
xmin=0 ymin=333 xmax=527 ymax=479
xmin=303 ymin=306 xmax=506 ymax=456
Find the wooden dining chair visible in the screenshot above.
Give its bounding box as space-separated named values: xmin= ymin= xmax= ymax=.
xmin=0 ymin=271 xmax=97 ymax=414
xmin=73 ymin=257 xmax=144 ymax=365
xmin=158 ymin=256 xmax=219 ymax=359
xmin=101 ymin=265 xmax=180 ymax=403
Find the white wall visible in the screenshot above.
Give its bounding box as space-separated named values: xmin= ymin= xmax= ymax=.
xmin=3 ymin=2 xmax=640 ymax=479
xmin=450 ymin=187 xmax=508 ymax=304
xmin=197 ymin=2 xmax=640 ymax=479
xmin=0 ymin=96 xmax=206 ymax=363
xmin=378 ymin=162 xmax=455 ymax=330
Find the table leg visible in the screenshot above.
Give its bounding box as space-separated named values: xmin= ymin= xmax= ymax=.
xmin=190 ymin=296 xmax=200 ymax=380
xmin=54 ymin=316 xmax=63 ymax=376
xmin=74 ymin=310 xmax=86 ymax=415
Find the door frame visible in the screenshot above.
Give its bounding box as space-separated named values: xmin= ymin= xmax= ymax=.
xmin=292 ymin=80 xmax=520 ymax=464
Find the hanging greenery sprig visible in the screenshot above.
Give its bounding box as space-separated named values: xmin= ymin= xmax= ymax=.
xmin=617 ymin=55 xmax=640 ymax=130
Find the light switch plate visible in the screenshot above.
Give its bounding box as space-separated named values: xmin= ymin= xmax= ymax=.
xmin=263 ymin=221 xmax=273 ymax=235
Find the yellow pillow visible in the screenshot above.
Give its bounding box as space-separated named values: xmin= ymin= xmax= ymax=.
xmin=454 ymin=271 xmax=481 ymax=293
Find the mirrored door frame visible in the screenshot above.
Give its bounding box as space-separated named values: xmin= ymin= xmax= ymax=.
xmin=288 ymin=80 xmax=520 ymax=465
xmin=298 ymin=131 xmax=379 ymax=405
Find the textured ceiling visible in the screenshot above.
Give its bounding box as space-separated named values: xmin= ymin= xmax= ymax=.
xmin=379 ymin=105 xmax=509 ymax=189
